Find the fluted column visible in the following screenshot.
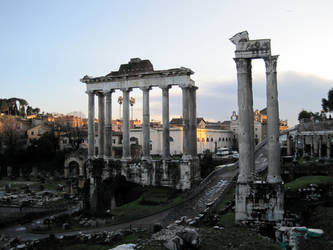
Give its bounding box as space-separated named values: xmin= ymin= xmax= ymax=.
xmin=141 ymin=86 xmax=152 ymax=160
xmin=97 ymin=92 xmax=105 ymax=159
xmin=265 ymin=55 xmax=282 ymax=183
xmin=104 ymin=90 xmax=114 ymax=160
xmin=302 ymin=135 xmax=306 ymax=157
xmin=87 ymin=91 xmax=95 ymax=159
xmin=161 ymin=86 xmax=171 ymax=159
xmin=294 ymin=134 xmax=298 ymax=158
xmin=327 ymin=135 xmax=331 ymax=158
xmin=318 ymin=135 xmax=322 ymax=159
xmin=181 ymin=86 xmax=191 ymax=159
xmin=122 ymin=88 xmax=131 ymax=160
xmin=310 ymin=135 xmax=314 ymax=157
xmin=235 ymin=58 xmax=254 ymax=183
xmin=189 ymin=86 xmax=198 ymax=157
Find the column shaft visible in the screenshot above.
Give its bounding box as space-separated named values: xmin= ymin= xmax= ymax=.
xmin=265 ymin=55 xmax=282 ymax=183
xmin=122 ymin=89 xmax=131 ymax=160
xmin=235 ymin=58 xmax=254 ymax=183
xmin=87 ymin=91 xmax=95 ymax=159
xmin=162 ymin=86 xmax=171 ymax=159
xmin=318 ymin=135 xmax=322 ymax=159
xmin=142 ymin=87 xmax=151 ymax=160
xmin=97 ymin=93 xmax=105 ymax=158
xmin=104 ymin=91 xmax=113 ymax=160
xmin=302 ymin=135 xmax=306 ymax=157
xmin=182 ymin=86 xmax=191 ymax=159
xmin=189 ymin=86 xmax=198 ymax=157
xmin=327 ymin=135 xmax=331 ymax=158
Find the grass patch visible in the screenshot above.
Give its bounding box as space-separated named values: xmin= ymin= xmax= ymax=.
xmin=111 ymin=187 xmax=185 ymax=223
xmin=62 ymin=244 xmax=110 ymax=250
xmin=285 ymin=176 xmax=333 ymax=191
xmin=0 ymin=177 xmax=64 ymax=192
xmin=199 ymin=226 xmax=280 ymax=250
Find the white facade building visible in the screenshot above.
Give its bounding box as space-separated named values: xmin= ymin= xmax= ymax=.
xmin=130 ymin=127 xmax=233 ymax=155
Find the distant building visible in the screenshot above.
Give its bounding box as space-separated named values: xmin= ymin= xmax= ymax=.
xmin=129 ymin=117 xmax=234 ymax=155
xmin=231 ymin=109 xmax=289 ymax=145
xmin=26 ymin=123 xmax=53 ymax=144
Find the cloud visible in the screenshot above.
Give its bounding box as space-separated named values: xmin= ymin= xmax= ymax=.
xmin=195 ymin=71 xmax=332 ymax=126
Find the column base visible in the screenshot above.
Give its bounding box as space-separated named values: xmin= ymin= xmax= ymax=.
xmin=266 ymin=175 xmax=283 ymax=184
xmin=237 ymin=174 xmax=254 ymax=184
xmin=141 ymin=156 xmax=152 ymax=162
xmin=235 ymin=181 xmax=284 ymax=224
xmin=121 ymin=156 xmax=132 ymax=162
xmin=182 ymin=154 xmax=192 ymax=161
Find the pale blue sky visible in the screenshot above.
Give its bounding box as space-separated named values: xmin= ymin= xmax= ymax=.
xmin=1 ymin=0 xmax=333 ymax=126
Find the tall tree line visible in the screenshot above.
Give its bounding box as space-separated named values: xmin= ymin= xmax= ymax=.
xmin=0 ymin=98 xmax=40 ymax=116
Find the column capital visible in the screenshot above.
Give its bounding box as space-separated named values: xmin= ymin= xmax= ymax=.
xmin=103 ymin=89 xmax=115 ymax=95
xmin=160 ymin=85 xmax=171 ymax=91
xmin=86 ymin=90 xmax=95 ymax=95
xmin=121 ymin=88 xmax=132 ymax=93
xmin=234 ymin=57 xmax=251 ymax=73
xmin=96 ymin=91 xmax=105 ymax=97
xmin=264 ymin=55 xmax=279 ymax=73
xmin=140 ymin=86 xmax=152 ymax=92
xmin=179 ymin=84 xmax=191 ymax=90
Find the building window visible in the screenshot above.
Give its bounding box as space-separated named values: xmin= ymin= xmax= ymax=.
xmin=222 ymin=138 xmax=225 ymax=141
xmin=169 ymin=136 xmax=174 ymax=142
xmin=31 ymin=131 xmax=34 ymax=135
xmin=206 ymin=138 xmax=209 ymax=142
xmin=219 ymin=138 xmax=221 ymax=141
xmin=210 ymin=138 xmax=213 ymax=142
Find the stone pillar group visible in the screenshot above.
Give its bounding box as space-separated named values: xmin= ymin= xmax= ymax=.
xmin=231 ymin=31 xmax=284 ymax=223
xmin=86 ymin=85 xmax=198 ymax=162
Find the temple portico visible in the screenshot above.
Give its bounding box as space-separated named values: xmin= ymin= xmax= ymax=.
xmin=82 ymin=58 xmax=198 ymax=163
xmin=81 ymin=58 xmax=200 ymax=214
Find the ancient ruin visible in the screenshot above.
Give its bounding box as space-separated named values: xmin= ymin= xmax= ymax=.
xmin=79 ymin=58 xmax=201 ymax=214
xmin=230 ymin=31 xmax=284 ymax=223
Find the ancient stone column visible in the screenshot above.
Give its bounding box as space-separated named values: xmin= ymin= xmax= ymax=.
xmin=97 ymin=92 xmax=105 ymax=159
xmin=302 ymin=135 xmax=306 ymax=157
xmin=327 ymin=135 xmax=331 ymax=158
xmin=181 ymin=86 xmax=191 ymax=160
xmin=87 ymin=91 xmax=95 ymax=159
xmin=161 ymin=85 xmax=171 ymax=159
xmin=189 ymin=86 xmax=198 ymax=157
xmin=287 ymin=134 xmax=292 ymax=156
xmin=310 ymin=135 xmax=314 ymax=157
xmin=265 ymin=56 xmax=282 ymax=183
xmin=235 ymin=58 xmax=254 ymax=183
xmin=104 ymin=90 xmax=114 ymax=160
xmin=141 ymin=86 xmax=152 ymax=160
xmin=122 ymin=88 xmax=131 ymax=160
xmin=318 ymin=135 xmax=322 ymax=159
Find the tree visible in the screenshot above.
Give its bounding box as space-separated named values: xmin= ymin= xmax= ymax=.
xmin=0 ymin=117 xmax=27 ymax=166
xmin=298 ymin=110 xmax=312 ymax=121
xmin=0 ymin=99 xmax=9 ymax=114
xmin=322 ymin=88 xmax=333 ymax=113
